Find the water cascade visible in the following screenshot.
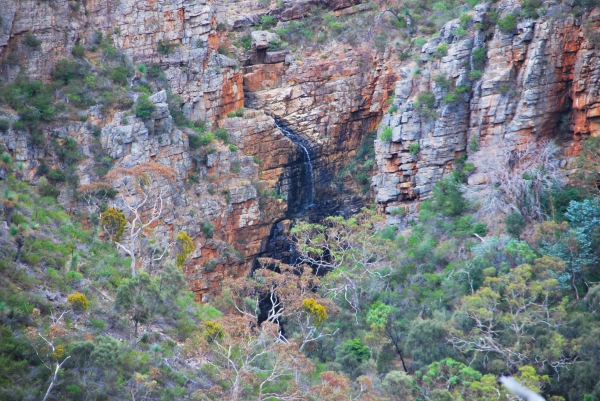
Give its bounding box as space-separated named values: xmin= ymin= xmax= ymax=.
xmin=274 ymin=120 xmax=315 ymax=212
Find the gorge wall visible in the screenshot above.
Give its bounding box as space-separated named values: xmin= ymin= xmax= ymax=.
xmin=0 ymin=0 xmax=598 ymax=299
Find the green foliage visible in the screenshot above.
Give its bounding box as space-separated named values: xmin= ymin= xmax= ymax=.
xmin=0 ymin=119 xmax=9 ymax=132
xmin=497 ymin=14 xmax=517 ymax=33
xmin=215 ymin=128 xmax=230 ymax=143
xmin=268 ymin=37 xmax=287 ymax=50
xmin=237 ymin=34 xmax=252 ymax=51
xmin=505 ymin=211 xmax=525 ymax=238
xmin=435 ymin=43 xmax=448 ymax=58
xmin=472 ymin=47 xmax=487 ymax=69
xmin=408 ymin=143 xmax=420 ymax=154
xmin=433 ymin=74 xmax=451 ymax=89
xmin=51 ymin=60 xmax=87 ymax=85
xmin=522 ymin=0 xmax=541 ymax=18
xmin=415 ymin=91 xmax=436 ymax=109
xmin=381 ymin=126 xmax=393 ymax=142
xmin=109 ymin=66 xmax=131 ymax=85
xmin=201 ymin=220 xmax=214 ymax=238
xmin=230 ymin=161 xmax=241 ymax=174
xmin=115 ymin=272 xmax=161 ymax=335
xmin=157 ymin=39 xmax=175 ymax=54
xmin=431 ymin=178 xmax=466 ymax=216
xmin=260 ymin=15 xmax=277 ymax=29
xmin=71 ymin=45 xmax=85 ymax=58
xmin=135 ymin=94 xmax=156 ymax=119
xmin=414 ymin=37 xmax=427 ymax=48
xmin=336 ymin=338 xmax=370 ymax=376
xmin=366 ymin=301 xmax=396 ymax=330
xmin=469 ymin=70 xmax=483 ymax=81
xmin=1 ymin=76 xmax=56 ymax=132
xmin=575 ymin=136 xmax=600 ymax=194
xmin=24 ymin=33 xmax=41 ymax=50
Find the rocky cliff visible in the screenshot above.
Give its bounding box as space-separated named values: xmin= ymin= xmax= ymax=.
xmin=372 ymin=3 xmax=596 ymax=221
xmin=0 ymin=0 xmax=597 ymax=299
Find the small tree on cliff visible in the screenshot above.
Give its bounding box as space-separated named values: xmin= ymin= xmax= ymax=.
xmin=104 ymin=162 xmax=176 ymax=277
xmin=115 ymin=271 xmax=161 ymax=337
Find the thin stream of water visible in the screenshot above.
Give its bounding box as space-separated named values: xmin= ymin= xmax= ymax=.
xmin=274 ymin=120 xmax=315 ymax=210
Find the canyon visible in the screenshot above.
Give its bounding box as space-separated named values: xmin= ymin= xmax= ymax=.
xmin=0 ymin=0 xmax=598 ymax=300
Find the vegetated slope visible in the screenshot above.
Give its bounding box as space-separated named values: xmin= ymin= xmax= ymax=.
xmin=1 ymin=141 xmax=600 ymax=399
xmin=1 ymin=0 xmax=600 ymax=399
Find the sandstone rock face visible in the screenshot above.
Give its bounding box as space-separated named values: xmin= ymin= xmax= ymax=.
xmin=372 ymin=5 xmax=596 ymax=218
xmin=244 ymin=49 xmax=397 ymax=215
xmin=251 ymin=31 xmax=278 ymax=50
xmin=0 ymin=0 xmax=242 ymax=122
xmin=3 ymin=0 xmax=600 ymax=300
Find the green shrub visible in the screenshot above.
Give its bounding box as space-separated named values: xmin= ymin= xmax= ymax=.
xmin=268 ymin=38 xmax=287 ymax=50
xmin=218 ymin=45 xmax=232 ymax=57
xmin=522 ymin=0 xmax=541 ymax=18
xmin=229 ymin=144 xmax=238 ymax=152
xmin=414 ymin=37 xmax=427 ymax=48
xmin=432 ymin=178 xmax=466 ymax=216
xmin=388 ymin=105 xmax=398 ymax=114
xmin=435 ymin=43 xmax=448 ymax=58
xmin=409 ymin=143 xmax=420 ymax=154
xmin=433 ymin=74 xmax=451 ymax=89
xmin=459 ymin=13 xmax=472 ymax=29
xmin=468 ymin=136 xmax=479 ymax=151
xmin=505 ymin=211 xmax=525 ymax=238
xmin=260 ymin=15 xmax=277 ymax=29
xmin=135 ymin=94 xmax=156 ymax=119
xmin=415 ymin=91 xmax=436 ymax=109
xmin=230 ymin=161 xmax=241 ymax=173
xmin=157 ymin=39 xmax=175 ymax=54
xmin=51 ymin=60 xmax=87 ymax=84
xmin=201 ymin=220 xmax=214 ymax=238
xmin=24 ymin=33 xmax=41 ymax=50
xmin=71 ymin=45 xmax=85 ymax=58
xmin=235 ymin=108 xmax=244 ymax=117
xmin=389 ymin=207 xmax=406 ymax=216
xmin=381 ymin=126 xmax=393 ymax=142
xmin=238 ymin=34 xmax=252 ymax=51
xmin=443 ymin=93 xmax=458 ymax=104
xmin=468 ymin=70 xmax=483 ymax=81
xmin=188 ymin=134 xmax=202 ymax=149
xmin=47 ymin=168 xmax=66 ymax=182
xmin=472 ymin=47 xmax=487 ymax=67
xmin=109 ymin=66 xmax=131 ymax=86
xmin=455 ymin=85 xmax=470 ymax=94
xmin=147 ymin=63 xmax=162 ymax=78
xmin=204 ymin=259 xmax=218 ymax=272
xmin=0 ymin=119 xmax=10 ymax=132
xmin=497 ymin=14 xmax=517 ymax=33
xmin=215 ymin=128 xmax=229 ymax=143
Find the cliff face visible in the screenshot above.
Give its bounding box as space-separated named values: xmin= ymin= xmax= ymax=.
xmin=0 ymin=0 xmax=598 ymax=298
xmin=372 ymin=4 xmax=597 ymax=218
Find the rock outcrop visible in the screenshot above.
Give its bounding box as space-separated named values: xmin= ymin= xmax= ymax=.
xmin=372 ymin=4 xmax=595 ymax=218
xmin=2 ymin=0 xmax=600 ymax=299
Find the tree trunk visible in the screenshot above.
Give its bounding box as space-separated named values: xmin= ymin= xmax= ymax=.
xmin=131 ymin=255 xmax=136 ymax=278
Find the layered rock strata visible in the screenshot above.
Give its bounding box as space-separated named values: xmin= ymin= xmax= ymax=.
xmin=372 ymin=4 xmax=596 ymax=219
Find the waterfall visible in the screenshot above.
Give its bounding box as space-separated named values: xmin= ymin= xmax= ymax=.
xmin=274 ymin=119 xmax=315 ymax=211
